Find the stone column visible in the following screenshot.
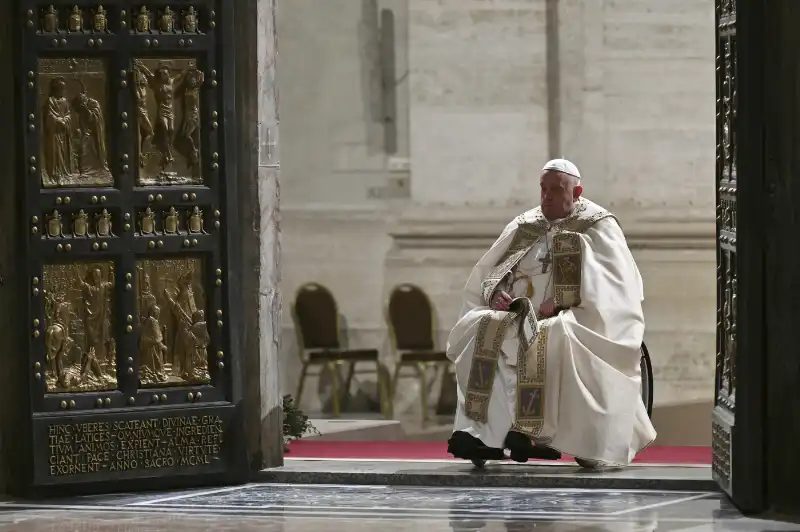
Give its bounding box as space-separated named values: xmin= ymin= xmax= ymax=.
xmin=235 ymin=0 xmax=283 ymax=471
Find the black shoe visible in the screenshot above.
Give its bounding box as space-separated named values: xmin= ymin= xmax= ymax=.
xmin=448 ymin=431 xmax=505 ymax=462
xmin=504 ymin=431 xmax=562 ymax=463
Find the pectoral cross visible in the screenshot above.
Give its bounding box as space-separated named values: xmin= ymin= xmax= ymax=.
xmin=539 ymin=253 xmax=552 ymax=274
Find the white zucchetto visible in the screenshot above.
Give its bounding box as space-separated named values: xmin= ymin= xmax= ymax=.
xmin=542 ymin=158 xmax=581 ymax=180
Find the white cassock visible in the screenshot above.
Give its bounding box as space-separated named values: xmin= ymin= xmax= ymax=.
xmin=447 ymin=197 xmax=656 ymax=466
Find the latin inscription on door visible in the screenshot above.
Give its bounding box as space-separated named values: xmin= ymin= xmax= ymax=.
xmin=36 ymin=406 xmax=233 ymax=483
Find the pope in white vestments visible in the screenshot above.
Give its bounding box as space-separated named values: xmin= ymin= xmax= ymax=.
xmin=446 ymin=159 xmax=656 ymax=468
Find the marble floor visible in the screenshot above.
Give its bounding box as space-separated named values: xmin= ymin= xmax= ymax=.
xmin=0 ymin=484 xmax=797 ymax=531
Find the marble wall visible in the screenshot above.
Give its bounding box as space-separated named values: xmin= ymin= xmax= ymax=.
xmin=276 ymin=0 xmax=717 ymax=441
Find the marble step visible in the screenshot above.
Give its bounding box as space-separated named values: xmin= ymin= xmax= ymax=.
xmin=259 ymin=459 xmax=718 ymax=492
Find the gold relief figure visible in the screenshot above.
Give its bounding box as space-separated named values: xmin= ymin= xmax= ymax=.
xmin=68 ymin=6 xmax=83 ymax=33
xmin=43 ymin=5 xmax=59 ymax=33
xmin=182 ymin=6 xmax=198 ymax=33
xmin=39 ymin=58 xmax=112 ymax=188
xmin=133 ymin=63 xmax=154 ymax=168
xmin=163 ymin=271 xmax=198 ymax=378
xmin=164 ymin=206 xmax=179 ymax=233
xmin=72 ymin=82 xmax=110 ymax=178
xmin=44 ymin=292 xmax=73 ymax=389
xmin=136 ymin=6 xmax=151 ymax=33
xmin=46 ymin=209 xmax=63 ymax=238
xmin=135 ymin=258 xmax=209 ymax=386
xmin=92 ymin=5 xmax=108 ymax=33
xmin=42 ymin=262 xmax=117 ymax=393
xmin=133 ymin=58 xmax=203 ymax=185
xmin=137 ymin=266 xmax=158 ymax=314
xmin=189 ymin=310 xmax=210 ymax=378
xmin=42 ymin=77 xmax=76 ymax=185
xmin=95 ymin=208 xmax=112 ymax=236
xmin=179 ymin=67 xmax=204 ymax=173
xmin=139 ymin=304 xmax=168 ymax=384
xmin=139 ymin=207 xmax=156 ymax=234
xmin=73 ymin=209 xmax=89 ymax=237
xmin=78 ymin=265 xmax=114 ymax=365
xmin=188 ymin=206 xmax=203 ymax=233
xmin=159 ymin=6 xmax=175 ymax=32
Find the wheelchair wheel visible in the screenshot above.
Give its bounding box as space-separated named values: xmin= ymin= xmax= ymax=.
xmin=640 ymin=342 xmax=654 ymax=419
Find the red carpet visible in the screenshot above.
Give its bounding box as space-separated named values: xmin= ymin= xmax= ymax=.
xmin=287 ymin=441 xmax=711 ymax=465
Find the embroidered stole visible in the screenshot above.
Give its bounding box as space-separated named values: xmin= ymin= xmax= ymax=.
xmin=463 ymin=200 xmax=615 ymax=437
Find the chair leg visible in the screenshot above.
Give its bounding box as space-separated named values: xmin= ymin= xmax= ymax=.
xmin=344 ymin=362 xmax=356 ymax=407
xmin=377 ymin=361 xmax=391 ymax=419
xmin=327 ymin=361 xmax=341 ymax=419
xmin=295 ymin=361 xmax=310 ymax=407
xmin=416 ymin=362 xmax=429 ymax=423
xmin=391 ymin=362 xmax=402 ymax=405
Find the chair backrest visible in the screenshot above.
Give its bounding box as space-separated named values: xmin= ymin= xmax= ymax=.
xmin=388 ymin=284 xmax=436 ymax=351
xmin=293 ymin=283 xmax=340 ymax=350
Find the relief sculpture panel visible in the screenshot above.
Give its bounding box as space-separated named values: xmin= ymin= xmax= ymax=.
xmin=42 ymin=262 xmax=117 ymax=393
xmin=38 ymin=58 xmax=112 ymax=188
xmin=133 ymin=58 xmax=204 ymax=186
xmin=135 ymin=258 xmax=210 ymax=386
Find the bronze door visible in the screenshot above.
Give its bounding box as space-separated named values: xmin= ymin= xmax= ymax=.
xmin=20 ymin=1 xmax=243 ymax=489
xmin=713 ymin=0 xmax=767 ymax=512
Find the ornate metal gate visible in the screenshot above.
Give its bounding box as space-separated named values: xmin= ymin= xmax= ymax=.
xmin=19 ymin=1 xmax=243 ymax=489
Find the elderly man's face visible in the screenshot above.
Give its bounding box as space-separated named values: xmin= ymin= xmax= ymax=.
xmin=540 ymin=171 xmax=582 ymax=220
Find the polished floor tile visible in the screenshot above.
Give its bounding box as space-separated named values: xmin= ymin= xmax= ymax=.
xmin=0 ymin=484 xmax=797 ymax=531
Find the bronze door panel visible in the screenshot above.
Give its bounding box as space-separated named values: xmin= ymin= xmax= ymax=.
xmin=135 ymin=257 xmax=211 ymax=387
xmin=41 ymin=261 xmax=117 ymax=393
xmin=38 ymin=57 xmax=113 ymax=188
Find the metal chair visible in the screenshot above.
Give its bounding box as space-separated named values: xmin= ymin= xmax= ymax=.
xmin=386 ymin=284 xmax=451 ymax=422
xmin=292 ymin=282 xmax=390 ymax=418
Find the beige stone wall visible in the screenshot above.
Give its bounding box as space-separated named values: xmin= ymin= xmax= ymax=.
xmin=277 ymin=0 xmax=717 ymax=443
